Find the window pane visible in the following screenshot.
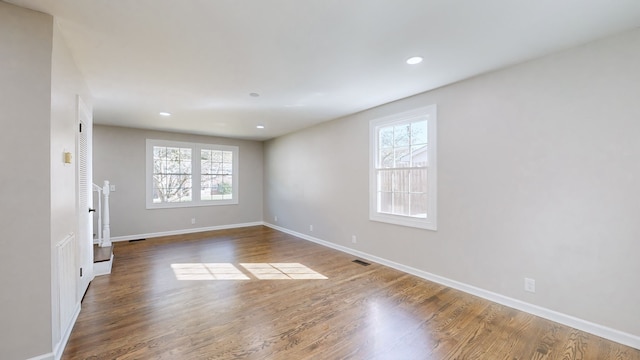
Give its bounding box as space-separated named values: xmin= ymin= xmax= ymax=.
xmin=154 ymin=159 xmax=165 ymax=173
xmin=378 ymin=170 xmax=392 ymax=192
xmin=173 ymin=184 xmax=192 ymax=202
xmin=410 ymin=193 xmax=427 ymax=218
xmin=379 ymin=127 xmax=393 ymax=148
xmin=410 ymin=145 xmax=427 ymax=167
xmin=410 ymin=168 xmax=427 ymax=193
xmin=394 ymin=147 xmax=410 ymax=167
xmin=201 ymin=158 xmax=212 ymax=174
xmin=152 ymin=188 xmax=162 ymax=203
xmin=221 ymin=175 xmax=233 ymax=196
xmin=201 ymin=175 xmax=215 ymax=200
xmin=392 ymin=169 xmax=410 ymax=192
xmin=223 ymin=151 xmax=232 ymax=163
xmin=154 ymin=147 xmax=191 ymax=175
xmin=200 ymin=174 xmax=232 ymax=200
xmin=153 ymin=146 xmax=166 ymax=159
xmin=212 ymin=151 xmax=222 ymax=162
xmin=201 ymin=174 xmax=213 ymax=187
xmin=181 ymin=149 xmax=192 ymax=173
xmin=169 ymin=174 xmax=186 ymax=188
xmin=180 ymin=159 xmax=191 ymax=174
xmin=166 ymin=147 xmax=180 ymax=160
xmin=180 ymin=148 xmax=191 ymax=161
xmin=393 ymin=193 xmax=410 ymax=216
xmin=154 ymin=172 xmax=192 ymax=203
xmin=379 ymin=192 xmax=392 ymax=213
xmin=411 ymin=120 xmax=428 ymax=145
xmin=163 ymin=160 xmax=176 ymax=174
xmin=201 ymin=149 xmax=214 ymax=175
xmin=394 ymin=124 xmax=410 ymax=147
xmin=380 ymin=148 xmax=393 ymax=168
xmin=152 ymin=176 xmax=164 ymax=190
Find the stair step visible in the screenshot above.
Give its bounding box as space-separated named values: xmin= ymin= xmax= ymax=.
xmin=93 ymin=244 xmax=112 ymax=263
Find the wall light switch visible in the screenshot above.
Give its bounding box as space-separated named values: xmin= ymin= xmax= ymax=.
xmin=63 ymin=151 xmax=72 ymax=164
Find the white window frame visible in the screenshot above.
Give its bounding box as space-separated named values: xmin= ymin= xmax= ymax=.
xmin=369 ymin=105 xmax=437 ymax=230
xmin=146 ymin=139 xmax=239 ymax=209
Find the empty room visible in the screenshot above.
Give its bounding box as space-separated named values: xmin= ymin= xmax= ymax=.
xmin=1 ymin=1 xmax=640 ymax=359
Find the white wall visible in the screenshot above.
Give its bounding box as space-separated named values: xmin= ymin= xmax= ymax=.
xmin=264 ymin=28 xmax=640 ymax=341
xmin=0 ymin=2 xmax=54 ymax=359
xmin=93 ymin=125 xmax=263 ymax=239
xmin=0 ymin=3 xmax=92 ymax=358
xmin=50 ymin=21 xmax=93 ymax=354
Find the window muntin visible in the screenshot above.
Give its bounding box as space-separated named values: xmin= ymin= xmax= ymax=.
xmin=146 ymin=140 xmax=238 ymax=208
xmin=369 ymin=105 xmax=437 ymax=230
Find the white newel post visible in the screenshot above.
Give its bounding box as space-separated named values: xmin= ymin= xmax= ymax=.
xmin=102 ymin=180 xmax=112 ymax=247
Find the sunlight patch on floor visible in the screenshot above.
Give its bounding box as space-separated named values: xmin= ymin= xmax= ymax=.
xmin=171 ymin=263 xmax=250 ymax=280
xmin=171 ymin=262 xmax=328 ymax=280
xmin=240 ymin=263 xmax=328 ymax=280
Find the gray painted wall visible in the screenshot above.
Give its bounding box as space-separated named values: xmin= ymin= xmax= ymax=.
xmin=93 ymin=125 xmax=264 ymax=238
xmin=0 ymin=2 xmax=53 ymax=359
xmin=264 ymin=29 xmax=640 ymax=337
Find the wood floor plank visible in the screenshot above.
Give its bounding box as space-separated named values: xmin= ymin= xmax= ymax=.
xmin=62 ymin=226 xmax=640 ymax=359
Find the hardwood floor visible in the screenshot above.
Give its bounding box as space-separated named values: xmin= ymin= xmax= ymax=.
xmin=63 ymin=226 xmax=640 ymax=359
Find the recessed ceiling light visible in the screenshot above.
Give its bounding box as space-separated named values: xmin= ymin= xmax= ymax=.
xmin=406 ymin=56 xmax=423 ymax=65
xmin=159 ymin=112 xmax=171 ymax=116
xmin=249 ymin=93 xmax=260 ymax=97
xmin=256 ymin=125 xmax=265 ymax=129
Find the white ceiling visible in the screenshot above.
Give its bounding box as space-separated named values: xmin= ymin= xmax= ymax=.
xmin=7 ymin=0 xmax=640 ymax=140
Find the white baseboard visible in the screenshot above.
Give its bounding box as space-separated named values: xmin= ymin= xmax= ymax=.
xmin=27 ymin=353 xmax=54 ymax=360
xmin=263 ymin=222 xmax=640 ymax=350
xmin=52 ymin=301 xmax=81 ymax=360
xmin=94 ymin=253 xmax=114 ymax=276
xmin=109 ymin=221 xmax=264 ymax=242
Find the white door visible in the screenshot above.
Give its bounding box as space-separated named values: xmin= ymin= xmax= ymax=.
xmin=77 ymin=96 xmax=93 ymax=297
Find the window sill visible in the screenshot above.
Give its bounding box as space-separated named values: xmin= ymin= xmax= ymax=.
xmin=369 ymin=212 xmax=437 ymax=231
xmin=146 ymin=200 xmax=238 ymax=210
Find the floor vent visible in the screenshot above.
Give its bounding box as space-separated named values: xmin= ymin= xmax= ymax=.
xmin=352 ymin=259 xmax=371 ymax=266
xmin=129 ymin=238 xmax=146 ymax=242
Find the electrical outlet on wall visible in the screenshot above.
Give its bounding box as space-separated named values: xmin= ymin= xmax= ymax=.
xmin=309 ymin=224 xmax=314 ymax=232
xmin=191 ymin=218 xmax=196 ymax=224
xmin=524 ymin=278 xmax=536 ymax=293
xmin=274 ymin=216 xmax=278 ymax=222
xmin=352 ymin=235 xmax=357 ymax=244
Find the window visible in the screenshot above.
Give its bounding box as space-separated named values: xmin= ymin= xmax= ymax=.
xmin=369 ymin=105 xmax=437 ymax=230
xmin=146 ymin=139 xmax=238 ymax=208
xmin=200 ymin=148 xmax=234 ymax=201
